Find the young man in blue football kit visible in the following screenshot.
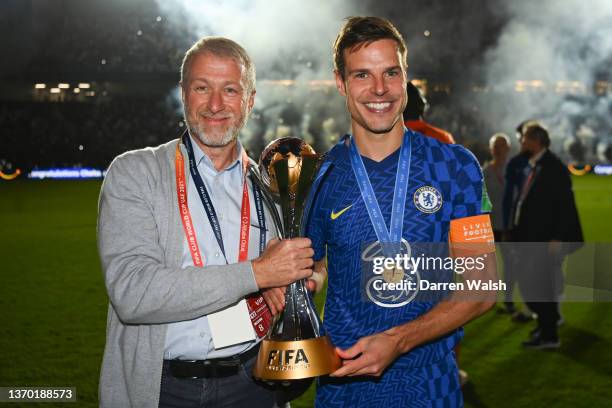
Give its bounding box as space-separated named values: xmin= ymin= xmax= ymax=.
xmin=302 ymin=17 xmax=498 ymax=407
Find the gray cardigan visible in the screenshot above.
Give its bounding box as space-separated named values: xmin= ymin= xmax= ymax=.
xmin=97 ymin=139 xmax=260 ymax=407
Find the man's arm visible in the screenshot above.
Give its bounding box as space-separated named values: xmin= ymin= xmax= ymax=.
xmin=261 ymin=258 xmax=327 ymax=315
xmin=309 ymin=259 xmax=328 ymax=292
xmin=331 ymin=254 xmax=497 ymax=377
xmin=550 ymin=164 xmax=582 ymax=243
xmin=98 ymin=154 xmax=312 ymax=325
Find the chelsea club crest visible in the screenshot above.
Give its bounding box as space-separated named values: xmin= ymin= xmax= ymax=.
xmin=413 ymin=186 xmax=442 ymax=213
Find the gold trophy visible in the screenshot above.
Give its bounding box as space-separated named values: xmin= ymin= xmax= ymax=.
xmin=249 ymin=137 xmax=341 ymax=380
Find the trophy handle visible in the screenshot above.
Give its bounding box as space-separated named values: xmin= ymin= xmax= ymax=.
xmin=293 ymin=154 xmax=319 ymax=230
xmin=272 ymin=159 xmax=295 ymax=237
xmin=248 ymin=165 xmax=285 ymax=239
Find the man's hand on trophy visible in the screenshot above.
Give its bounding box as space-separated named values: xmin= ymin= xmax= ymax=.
xmin=330 ymin=330 xmax=403 ymax=378
xmin=305 ymin=259 xmax=327 ymax=293
xmin=262 ymin=258 xmax=326 ymax=315
xmin=252 ymin=238 xmax=314 ymax=288
xmin=261 ymin=287 xmax=286 ymax=315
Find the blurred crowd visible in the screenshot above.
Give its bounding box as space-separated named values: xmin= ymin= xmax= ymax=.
xmin=1 ymin=99 xmax=182 ymax=171
xmin=1 ymin=92 xmax=497 ymax=173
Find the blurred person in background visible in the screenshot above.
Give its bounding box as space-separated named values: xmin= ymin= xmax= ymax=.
xmin=501 ymin=121 xmax=535 ymax=322
xmin=503 ymin=120 xmax=535 ymax=243
xmin=403 ymin=81 xmax=455 ymax=144
xmin=510 ymin=123 xmax=583 ymax=349
xmin=483 ymin=134 xmax=511 ymax=233
xmin=483 ymin=133 xmax=523 ymax=318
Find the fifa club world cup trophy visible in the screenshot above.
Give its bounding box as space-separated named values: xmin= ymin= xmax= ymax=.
xmin=249 ymin=137 xmax=341 ymax=380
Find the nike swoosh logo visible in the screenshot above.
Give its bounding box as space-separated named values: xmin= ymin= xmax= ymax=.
xmin=331 ymin=205 xmax=353 ymax=220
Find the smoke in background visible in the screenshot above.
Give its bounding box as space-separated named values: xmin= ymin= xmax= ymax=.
xmin=156 ymin=0 xmax=611 ymax=161
xmin=476 ymin=0 xmax=612 ymax=161
xmin=156 ymin=0 xmax=370 ymax=152
xmin=156 ymin=0 xmax=507 ymax=154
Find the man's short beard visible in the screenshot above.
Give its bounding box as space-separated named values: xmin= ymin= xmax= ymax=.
xmin=184 ymin=108 xmax=248 ymax=148
xmin=188 ymin=121 xmax=238 ymax=148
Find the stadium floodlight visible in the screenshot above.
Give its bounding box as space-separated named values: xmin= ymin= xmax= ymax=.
xmin=73 ymin=88 xmax=81 ymax=94
xmin=58 ymin=83 xmax=70 ymax=89
xmin=34 ymin=83 xmax=46 ymax=89
xmin=78 ymin=83 xmax=91 ymax=89
xmin=50 ymin=88 xmax=61 ymax=94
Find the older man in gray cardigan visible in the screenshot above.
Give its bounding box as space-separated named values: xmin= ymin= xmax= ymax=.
xmin=97 ymin=37 xmax=315 ymax=407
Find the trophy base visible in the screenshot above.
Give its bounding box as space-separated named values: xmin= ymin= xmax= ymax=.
xmin=253 ymin=336 xmax=341 ymax=380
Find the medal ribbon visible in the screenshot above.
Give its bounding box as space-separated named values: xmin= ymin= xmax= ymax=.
xmin=349 ymin=130 xmax=412 ymax=255
xmin=176 ymin=135 xmax=271 ymax=338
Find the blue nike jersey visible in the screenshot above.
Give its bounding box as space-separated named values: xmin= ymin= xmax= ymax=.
xmin=304 ymin=129 xmax=486 ymax=407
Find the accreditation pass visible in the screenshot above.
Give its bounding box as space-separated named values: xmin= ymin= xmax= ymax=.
xmin=207 ymin=299 xmax=256 ymax=349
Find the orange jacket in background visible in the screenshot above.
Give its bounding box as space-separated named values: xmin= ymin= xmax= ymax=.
xmin=405 ymin=120 xmax=455 ymax=144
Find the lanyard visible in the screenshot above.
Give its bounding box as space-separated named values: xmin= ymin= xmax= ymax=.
xmin=177 ymin=134 xmax=266 ymax=266
xmin=349 ymin=130 xmax=412 ymax=254
xmin=251 ymin=177 xmax=267 ymax=257
xmin=175 ymin=135 xmax=271 ymax=339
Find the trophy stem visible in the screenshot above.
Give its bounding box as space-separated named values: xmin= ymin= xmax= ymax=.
xmin=269 ymin=279 xmax=323 ymax=341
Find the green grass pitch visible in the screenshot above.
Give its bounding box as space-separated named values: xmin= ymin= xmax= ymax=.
xmin=0 ymin=175 xmax=610 ymax=407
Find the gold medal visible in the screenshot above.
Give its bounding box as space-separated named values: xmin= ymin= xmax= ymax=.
xmin=382 ymin=265 xmax=404 ymax=284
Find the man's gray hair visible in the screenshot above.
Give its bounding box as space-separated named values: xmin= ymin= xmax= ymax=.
xmin=489 ymin=133 xmax=510 ymax=150
xmin=180 ymin=36 xmax=256 ymax=93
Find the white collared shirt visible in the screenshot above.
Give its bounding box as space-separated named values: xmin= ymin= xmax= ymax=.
xmin=528 ymin=148 xmax=547 ymax=167
xmin=164 ymin=135 xmax=273 ymax=360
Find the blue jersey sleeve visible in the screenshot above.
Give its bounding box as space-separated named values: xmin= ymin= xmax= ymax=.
xmin=450 ymin=146 xmax=487 ymax=219
xmin=304 ymin=175 xmax=329 ymax=262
